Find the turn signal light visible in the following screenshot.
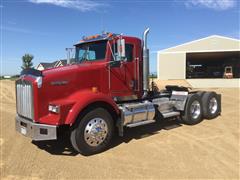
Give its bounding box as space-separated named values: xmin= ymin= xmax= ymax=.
xmin=92 ymin=87 xmax=98 ymax=93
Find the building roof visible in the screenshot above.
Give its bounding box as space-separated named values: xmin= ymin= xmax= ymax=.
xmin=54 ymin=59 xmax=67 ymax=67
xmin=159 ymin=35 xmax=240 ymax=53
xmin=60 ymin=59 xmax=67 ymax=65
xmin=36 ymin=59 xmax=66 ymax=69
xmin=38 ymin=62 xmax=56 ymax=69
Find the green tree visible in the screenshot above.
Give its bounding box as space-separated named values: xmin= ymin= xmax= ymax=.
xmin=21 ymin=54 xmax=34 ymax=70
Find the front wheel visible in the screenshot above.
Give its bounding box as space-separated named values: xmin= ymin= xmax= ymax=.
xmin=70 ymin=107 xmax=114 ymax=155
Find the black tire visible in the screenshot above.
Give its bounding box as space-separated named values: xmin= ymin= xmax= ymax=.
xmin=70 ymin=107 xmax=114 ymax=156
xmin=202 ymin=92 xmax=221 ymax=119
xmin=196 ymin=91 xmax=205 ymax=98
xmin=181 ymin=94 xmax=203 ymax=125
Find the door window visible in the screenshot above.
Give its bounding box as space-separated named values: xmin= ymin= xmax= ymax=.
xmin=125 ymin=44 xmax=134 ymax=62
xmin=111 ymin=43 xmax=134 ymax=62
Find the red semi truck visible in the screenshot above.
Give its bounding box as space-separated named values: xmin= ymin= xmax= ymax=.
xmin=15 ymin=29 xmax=221 ymax=155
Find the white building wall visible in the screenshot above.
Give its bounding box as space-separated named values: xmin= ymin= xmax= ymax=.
xmin=35 ymin=64 xmax=44 ymax=71
xmin=187 ymin=79 xmax=240 ymax=88
xmin=157 ymin=52 xmax=186 ymax=80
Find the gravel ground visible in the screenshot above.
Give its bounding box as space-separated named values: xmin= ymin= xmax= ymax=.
xmin=0 ymin=80 xmax=239 ymax=179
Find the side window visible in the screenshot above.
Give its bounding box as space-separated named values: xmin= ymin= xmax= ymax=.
xmin=111 ymin=43 xmax=134 ymax=61
xmin=125 ymin=44 xmax=133 ymax=62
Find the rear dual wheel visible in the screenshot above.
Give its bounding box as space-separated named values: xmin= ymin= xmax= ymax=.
xmin=202 ymin=92 xmax=221 ymax=119
xmin=181 ymin=94 xmax=203 ymax=125
xmin=181 ymin=91 xmax=221 ymax=125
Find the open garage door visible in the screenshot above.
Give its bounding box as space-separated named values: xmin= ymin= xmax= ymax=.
xmin=186 ymin=51 xmax=240 ymax=79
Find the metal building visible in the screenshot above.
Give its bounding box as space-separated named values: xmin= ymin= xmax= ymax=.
xmin=157 ymin=35 xmax=240 ymax=87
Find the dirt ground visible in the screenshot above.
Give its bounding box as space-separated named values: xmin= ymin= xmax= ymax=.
xmin=0 ymin=80 xmax=239 ymax=179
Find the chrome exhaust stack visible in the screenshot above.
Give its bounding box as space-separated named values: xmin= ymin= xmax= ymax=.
xmin=142 ymin=28 xmax=150 ymax=98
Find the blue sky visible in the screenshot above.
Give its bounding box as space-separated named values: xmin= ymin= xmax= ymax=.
xmin=0 ymin=0 xmax=239 ymax=75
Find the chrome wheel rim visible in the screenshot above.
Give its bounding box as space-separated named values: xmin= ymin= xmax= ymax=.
xmin=209 ymin=97 xmax=218 ymax=114
xmin=190 ymin=100 xmax=201 ymax=119
xmin=84 ymin=118 xmax=108 ymax=147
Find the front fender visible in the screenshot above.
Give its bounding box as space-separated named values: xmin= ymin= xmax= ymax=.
xmin=65 ymin=90 xmax=120 ymax=125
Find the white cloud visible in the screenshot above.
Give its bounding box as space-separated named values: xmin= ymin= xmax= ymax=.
xmin=185 ymin=0 xmax=236 ymax=10
xmin=28 ymin=0 xmax=106 ymax=12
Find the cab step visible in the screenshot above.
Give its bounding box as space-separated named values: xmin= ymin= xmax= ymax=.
xmin=162 ymin=111 xmax=180 ymax=118
xmin=126 ymin=120 xmax=155 ymax=128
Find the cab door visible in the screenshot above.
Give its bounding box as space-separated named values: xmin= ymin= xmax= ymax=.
xmin=109 ymin=38 xmax=141 ymax=100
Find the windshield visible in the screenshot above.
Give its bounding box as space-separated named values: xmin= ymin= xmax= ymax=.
xmin=75 ymin=40 xmax=107 ymax=62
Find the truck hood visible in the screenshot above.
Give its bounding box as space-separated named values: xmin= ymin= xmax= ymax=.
xmin=42 ymin=63 xmax=95 ymax=76
xmin=32 ymin=62 xmax=107 ymax=121
xmin=41 ymin=62 xmax=107 ymax=91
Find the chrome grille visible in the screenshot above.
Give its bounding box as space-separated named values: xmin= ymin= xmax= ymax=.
xmin=16 ymin=80 xmax=34 ymax=120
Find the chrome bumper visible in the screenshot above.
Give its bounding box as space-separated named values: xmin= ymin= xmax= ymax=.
xmin=15 ymin=115 xmax=57 ymax=141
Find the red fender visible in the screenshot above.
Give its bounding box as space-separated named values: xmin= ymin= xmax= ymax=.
xmin=65 ymin=89 xmax=120 ymax=125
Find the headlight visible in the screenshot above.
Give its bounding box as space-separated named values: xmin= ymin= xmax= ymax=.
xmin=48 ymin=104 xmax=60 ymax=113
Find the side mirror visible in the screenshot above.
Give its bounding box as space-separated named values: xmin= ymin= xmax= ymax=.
xmin=116 ymin=38 xmax=125 ymax=61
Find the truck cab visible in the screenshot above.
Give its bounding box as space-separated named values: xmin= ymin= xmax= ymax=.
xmin=74 ymin=34 xmax=143 ymax=99
xmin=15 ymin=29 xmax=221 ymax=155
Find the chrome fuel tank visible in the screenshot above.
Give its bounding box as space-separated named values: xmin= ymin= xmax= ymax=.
xmin=119 ymin=101 xmax=155 ymax=125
